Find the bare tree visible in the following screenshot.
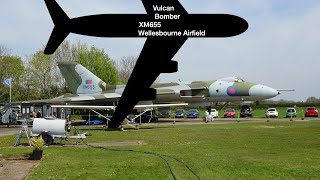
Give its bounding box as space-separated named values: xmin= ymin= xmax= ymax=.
xmin=0 ymin=45 xmax=8 ymax=57
xmin=116 ymin=56 xmax=137 ymax=84
xmin=116 ymin=55 xmax=163 ymax=84
xmin=49 ymin=40 xmax=89 ymax=93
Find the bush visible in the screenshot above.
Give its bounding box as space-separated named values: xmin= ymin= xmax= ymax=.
xmin=30 ymin=135 xmax=45 ymax=151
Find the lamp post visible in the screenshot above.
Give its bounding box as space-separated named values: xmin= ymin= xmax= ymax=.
xmin=9 ymin=78 xmax=11 ymax=104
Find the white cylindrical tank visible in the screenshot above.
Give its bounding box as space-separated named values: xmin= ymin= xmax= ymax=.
xmin=32 ymin=118 xmax=66 ymax=135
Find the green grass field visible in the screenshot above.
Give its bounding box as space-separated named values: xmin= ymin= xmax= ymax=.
xmin=1 ymin=121 xmax=320 ymax=179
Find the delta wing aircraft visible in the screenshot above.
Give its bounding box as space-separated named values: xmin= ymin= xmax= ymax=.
xmin=43 ymin=0 xmax=249 ymax=128
xmin=20 ymin=62 xmax=280 ymax=110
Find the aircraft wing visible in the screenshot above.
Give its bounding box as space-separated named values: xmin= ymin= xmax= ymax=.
xmin=109 ymin=36 xmax=188 ymax=128
xmin=142 ymin=0 xmax=188 ymax=14
xmin=276 ymin=89 xmax=295 ymax=91
xmin=16 ymin=93 xmax=121 ymax=106
xmin=51 ymin=103 xmax=188 ymax=110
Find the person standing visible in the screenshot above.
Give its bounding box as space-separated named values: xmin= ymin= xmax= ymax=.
xmin=36 ymin=111 xmax=42 ymax=118
xmin=12 ymin=110 xmax=17 ymax=125
xmin=32 ymin=111 xmax=37 ymax=118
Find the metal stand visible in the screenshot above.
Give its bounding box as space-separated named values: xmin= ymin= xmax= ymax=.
xmin=125 ymin=108 xmax=153 ymax=129
xmin=14 ymin=119 xmax=31 ymax=146
xmin=90 ymin=109 xmax=111 ymax=127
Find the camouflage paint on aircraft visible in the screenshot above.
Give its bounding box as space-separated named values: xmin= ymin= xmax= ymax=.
xmin=18 ymin=62 xmax=280 ymax=106
xmin=58 ymin=62 xmax=107 ymax=94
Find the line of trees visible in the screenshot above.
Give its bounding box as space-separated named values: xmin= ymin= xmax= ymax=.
xmin=0 ymin=41 xmax=137 ymax=103
xmin=2 ymin=42 xmax=316 ymax=104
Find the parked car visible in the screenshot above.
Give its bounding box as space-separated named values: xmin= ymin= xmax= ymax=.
xmin=158 ymin=109 xmax=171 ymax=118
xmin=240 ymin=105 xmax=253 ymax=117
xmin=205 ymin=109 xmax=219 ymax=118
xmin=131 ymin=109 xmax=158 ymax=123
xmin=305 ymin=107 xmax=319 ymax=117
xmin=224 ymin=108 xmax=236 ymax=118
xmin=174 ymin=109 xmax=185 ymax=118
xmin=186 ymin=109 xmax=200 ymax=118
xmin=87 ymin=119 xmax=105 ymax=125
xmin=74 ymin=119 xmax=105 ymax=126
xmin=286 ymin=108 xmax=297 ymax=117
xmin=266 ymin=108 xmax=278 ymax=118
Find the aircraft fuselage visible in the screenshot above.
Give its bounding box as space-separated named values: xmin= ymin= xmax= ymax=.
xmin=109 ymin=78 xmax=279 ymax=104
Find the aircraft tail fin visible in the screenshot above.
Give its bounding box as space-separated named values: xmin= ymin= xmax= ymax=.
xmin=58 ymin=62 xmax=108 ymax=94
xmin=44 ymin=0 xmax=70 ymax=54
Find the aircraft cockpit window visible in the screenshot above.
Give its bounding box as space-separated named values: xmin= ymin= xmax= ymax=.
xmin=218 ymin=77 xmax=245 ymax=83
xmin=235 ymin=78 xmax=245 ymax=83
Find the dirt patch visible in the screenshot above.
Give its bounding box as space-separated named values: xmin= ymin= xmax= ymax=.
xmin=89 ymin=141 xmax=145 ymax=147
xmin=0 ymin=157 xmax=40 ymax=180
xmin=258 ymin=125 xmax=286 ymax=129
xmin=259 ymin=125 xmax=276 ymax=129
xmin=0 ymin=127 xmax=20 ymax=137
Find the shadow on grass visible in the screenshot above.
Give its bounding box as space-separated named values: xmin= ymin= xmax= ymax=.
xmin=14 ymin=143 xmax=32 ymax=147
xmin=77 ymin=125 xmax=174 ymax=131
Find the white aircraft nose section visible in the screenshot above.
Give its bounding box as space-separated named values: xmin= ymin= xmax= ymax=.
xmin=249 ymin=85 xmax=279 ymax=98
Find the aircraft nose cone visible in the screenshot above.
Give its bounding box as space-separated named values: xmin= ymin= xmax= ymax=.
xmin=249 ymin=85 xmax=279 ymax=98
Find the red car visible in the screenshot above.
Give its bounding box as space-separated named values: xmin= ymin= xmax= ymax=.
xmin=224 ymin=108 xmax=236 ymax=118
xmin=305 ymin=107 xmax=319 ymax=117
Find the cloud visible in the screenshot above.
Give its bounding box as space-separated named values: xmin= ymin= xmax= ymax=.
xmin=161 ymin=1 xmax=320 ymax=101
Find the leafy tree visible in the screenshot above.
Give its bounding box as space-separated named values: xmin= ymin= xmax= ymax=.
xmin=0 ymin=55 xmax=25 ymax=102
xmin=50 ymin=40 xmax=119 ymax=88
xmin=306 ymin=96 xmax=320 ymax=103
xmin=48 ymin=41 xmax=88 ymax=93
xmin=25 ymin=51 xmax=54 ymax=99
xmin=24 ymin=41 xmax=119 ymax=100
xmin=0 ymin=41 xmax=119 ymax=102
xmin=78 ymin=46 xmax=118 ymax=85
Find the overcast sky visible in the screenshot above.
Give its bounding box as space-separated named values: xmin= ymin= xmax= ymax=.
xmin=1 ymin=0 xmax=320 ymax=102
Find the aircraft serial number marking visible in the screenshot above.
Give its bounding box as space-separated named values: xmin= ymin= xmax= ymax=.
xmin=83 ymin=85 xmax=95 ymax=89
xmin=139 ymin=22 xmax=161 ymax=28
